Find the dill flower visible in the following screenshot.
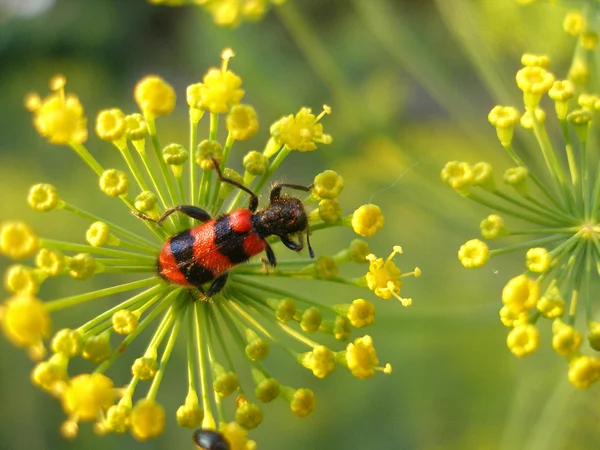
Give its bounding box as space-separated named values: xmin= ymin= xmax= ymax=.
xmin=444 ymin=51 xmax=600 ymax=389
xmin=1 ymin=50 xmax=418 ymax=444
xmin=148 ymin=0 xmax=285 ymax=28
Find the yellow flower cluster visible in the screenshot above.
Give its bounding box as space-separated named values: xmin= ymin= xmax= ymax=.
xmin=0 ymin=50 xmax=419 ymax=447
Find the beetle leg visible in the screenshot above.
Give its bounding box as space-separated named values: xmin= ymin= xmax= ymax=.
xmin=133 ymin=205 xmax=212 ymax=226
xmin=205 ymin=273 xmax=229 ymax=298
xmin=280 ymin=234 xmax=303 ymax=252
xmin=209 ymin=155 xmax=260 ymax=212
xmin=265 ymin=243 xmax=277 ymax=267
xmin=270 ymin=183 xmax=313 ymax=203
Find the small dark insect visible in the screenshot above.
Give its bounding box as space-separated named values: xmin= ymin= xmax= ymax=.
xmin=193 ymin=428 xmax=229 ymax=450
xmin=136 ymin=156 xmax=314 ymax=298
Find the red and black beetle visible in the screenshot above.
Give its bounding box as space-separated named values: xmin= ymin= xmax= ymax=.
xmin=137 ymin=156 xmax=314 ymax=298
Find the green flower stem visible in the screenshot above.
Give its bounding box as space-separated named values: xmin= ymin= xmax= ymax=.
xmin=199 ymin=168 xmax=213 ymax=210
xmin=194 ymin=301 xmax=215 ymax=427
xmin=210 ymin=134 xmax=236 ymax=208
xmin=254 ymin=146 xmax=291 ymax=195
xmin=146 ymin=116 xmax=179 ymax=208
xmin=120 ymin=376 xmax=140 ymax=406
xmin=433 ymin=0 xmax=515 ymax=105
xmin=77 ymin=284 xmax=165 ymax=334
xmin=116 ymin=142 xmax=150 ymax=191
xmin=189 ymin=111 xmax=202 ymax=207
xmin=233 ymin=269 xmax=360 ymax=287
xmin=466 ymin=192 xmax=568 ymax=227
xmin=528 ymin=112 xmax=573 ymax=210
xmin=94 ymin=289 xmax=178 ymax=374
xmin=275 ymin=1 xmax=361 ymax=131
xmin=581 ymin=140 xmax=591 ymax=218
xmin=45 ymin=277 xmax=160 ymax=311
xmin=227 ymin=298 xmax=275 ymax=341
xmin=203 ymin=309 xmax=231 ymax=425
xmin=508 ymin=227 xmax=576 ymax=236
xmin=492 ymin=190 xmax=574 ymax=224
xmin=121 ymin=195 xmax=171 ymax=240
xmin=69 ymin=143 xmax=104 ymax=176
xmin=585 ymin=241 xmax=593 ymax=322
xmin=95 ymin=257 xmax=155 ymax=266
xmin=223 ymin=292 xmax=297 ymax=359
xmin=205 ymin=343 xmax=226 ymax=425
xmin=61 ymin=202 xmax=159 ymax=247
xmin=100 ymin=266 xmax=156 ymax=273
xmin=502 ymin=143 xmax=568 ymax=213
xmin=524 ymin=195 xmax=573 ymax=223
xmin=116 ymin=239 xmax=159 ymax=256
xmin=186 ymin=310 xmax=199 ymax=399
xmin=559 ymin=120 xmax=579 ymax=188
xmin=522 ymin=377 xmax=573 ymax=450
xmin=241 ymin=259 xmax=317 ymax=269
xmin=589 ymin=158 xmax=600 ymax=218
xmin=488 ymin=235 xmax=571 ymax=258
xmin=209 ymin=112 xmax=219 ymax=141
xmin=147 ymin=306 xmax=184 ymax=401
xmin=133 ymin=140 xmax=171 ymax=213
xmin=40 ymin=238 xmax=156 ymax=261
xmin=205 ymin=308 xmax=233 ymax=377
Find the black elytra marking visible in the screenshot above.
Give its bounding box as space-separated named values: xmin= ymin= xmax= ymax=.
xmin=213 ymin=215 xmax=250 ymax=265
xmin=168 ymin=229 xmax=213 ymax=287
xmin=193 ymin=429 xmax=229 ymax=450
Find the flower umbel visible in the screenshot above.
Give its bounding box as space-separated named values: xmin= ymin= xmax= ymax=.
xmin=444 ymin=50 xmax=600 ymax=389
xmin=2 ymin=51 xmax=418 ymax=443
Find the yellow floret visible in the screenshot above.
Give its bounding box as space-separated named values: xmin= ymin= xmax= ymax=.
xmin=537 ymin=286 xmax=565 ymax=319
xmin=351 ymin=204 xmax=384 ymax=237
xmin=502 ymin=274 xmax=539 ymax=313
xmin=1 ymin=294 xmax=51 ymax=351
xmin=96 ymin=108 xmax=126 ymax=142
xmin=28 ymin=183 xmax=62 ymax=212
xmin=4 ymin=265 xmax=40 ymax=295
xmin=480 ymin=214 xmax=506 ymax=240
xmin=551 ymin=320 xmax=582 ymax=356
xmin=99 ymin=169 xmax=129 ymax=197
xmin=347 ymin=298 xmax=375 ymax=328
xmin=130 ymin=399 xmax=166 ymax=440
xmin=563 ymin=11 xmax=586 ymax=36
xmin=227 ymin=104 xmax=258 ymax=140
xmin=458 ymin=239 xmax=489 ymax=268
xmin=62 ymin=373 xmax=115 ymax=421
xmin=345 ymin=335 xmax=379 ymax=379
xmin=568 ymin=355 xmax=600 ymax=389
xmin=300 ymin=345 xmax=336 ymax=379
xmin=271 ymin=106 xmax=332 ymax=152
xmin=220 ymin=421 xmax=257 ymax=450
xmin=313 ymin=170 xmax=344 ymax=199
xmin=35 ymin=248 xmax=65 ymax=276
xmin=176 ymin=392 xmax=203 ymax=428
xmin=499 ymin=305 xmax=528 ymax=328
xmin=0 ymin=222 xmax=39 ymax=259
xmin=195 ymin=66 xmax=244 ymax=113
xmin=365 ymin=246 xmax=409 ymax=305
xmin=27 ymin=76 xmax=88 ymax=145
xmin=488 ymin=106 xmax=520 ymax=145
xmin=134 ymin=76 xmax=176 ymax=118
xmin=441 ymin=161 xmax=474 ymax=193
xmin=506 ymin=324 xmax=539 ymax=357
xmin=289 ymin=388 xmax=315 ymax=418
xmin=525 ymin=247 xmax=551 ymax=273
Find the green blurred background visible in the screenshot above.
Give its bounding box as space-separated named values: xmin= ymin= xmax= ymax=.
xmin=1 ymin=0 xmax=598 ymax=449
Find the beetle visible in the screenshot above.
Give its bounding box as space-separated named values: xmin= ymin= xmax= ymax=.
xmin=136 ymin=156 xmax=314 ymax=298
xmin=193 ymin=429 xmax=229 ymax=450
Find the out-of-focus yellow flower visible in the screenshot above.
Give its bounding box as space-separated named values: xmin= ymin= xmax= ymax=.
xmin=507 ymin=324 xmax=539 ymax=357
xmin=502 ymin=275 xmax=539 ymax=313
